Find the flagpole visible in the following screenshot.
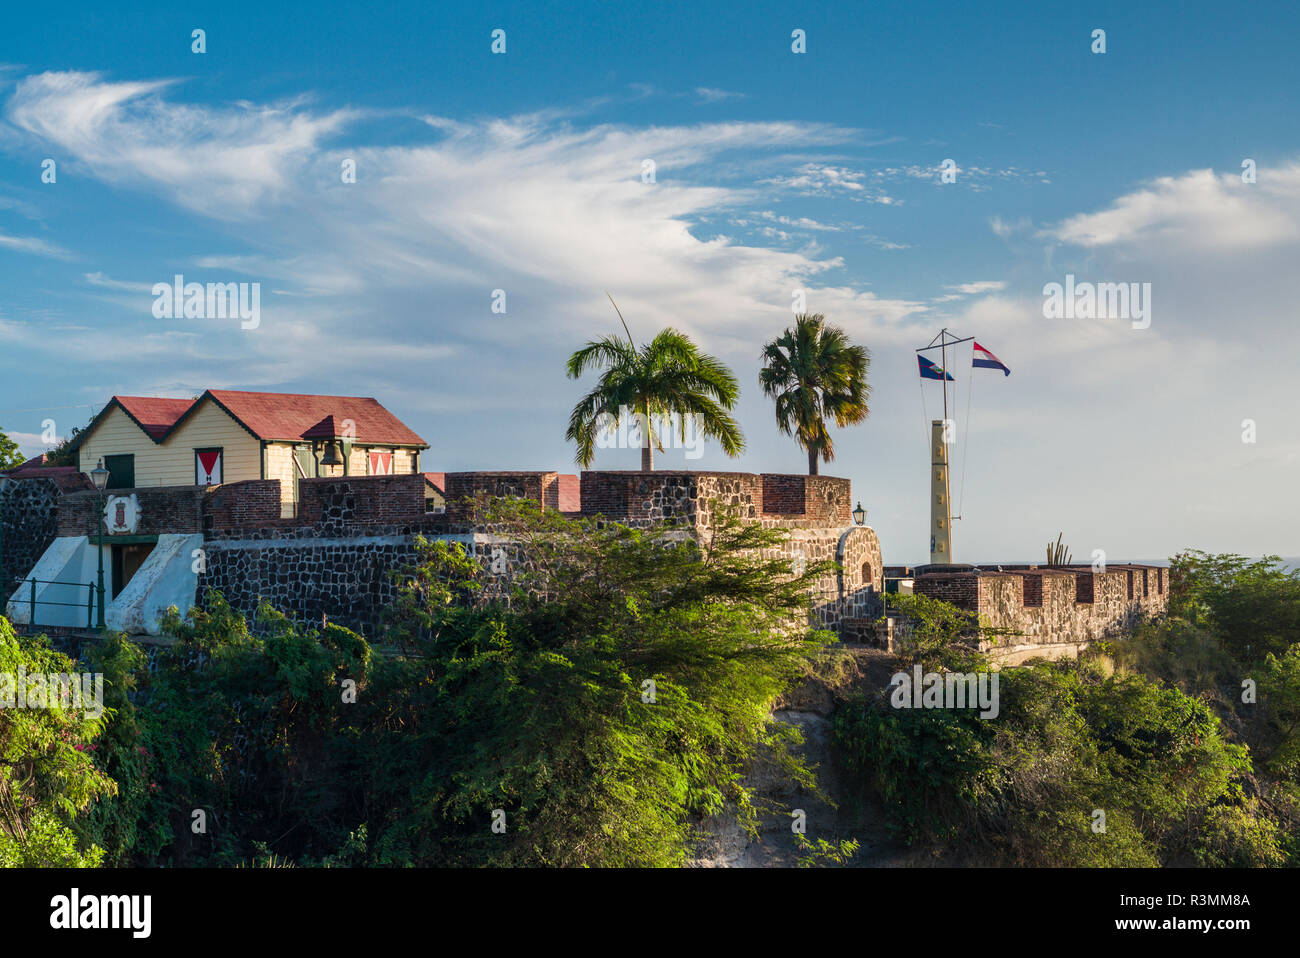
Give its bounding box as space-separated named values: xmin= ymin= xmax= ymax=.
xmin=917 ymin=328 xmax=973 ymax=567
xmin=941 ymin=328 xmax=948 ymax=425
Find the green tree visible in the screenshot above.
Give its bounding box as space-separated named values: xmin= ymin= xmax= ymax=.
xmin=0 ymin=617 xmax=114 ymax=866
xmin=565 ymin=298 xmax=743 ymax=470
xmin=1170 ymin=550 xmax=1300 ymax=660
xmin=759 ymin=313 xmax=870 ymax=475
xmin=1259 ymin=643 xmax=1300 ymax=776
xmin=375 ymin=499 xmax=835 ymax=865
xmin=0 ymin=428 xmax=24 ymax=471
xmin=835 ymin=646 xmax=1278 ymax=866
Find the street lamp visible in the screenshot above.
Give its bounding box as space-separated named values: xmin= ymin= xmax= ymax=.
xmin=852 ymin=501 xmax=866 ymax=526
xmin=90 ymin=459 xmax=109 ymax=629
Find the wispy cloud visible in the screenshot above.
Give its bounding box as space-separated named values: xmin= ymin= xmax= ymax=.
xmin=760 ymin=163 xmax=898 ymax=203
xmin=931 ymin=280 xmax=1007 ymax=302
xmin=0 ymin=230 xmax=72 ymax=258
xmin=4 ymin=71 xmax=355 ymax=220
xmin=694 ymin=87 xmax=747 ymax=103
xmin=0 ymin=71 xmax=926 ymax=386
xmin=83 ymin=271 xmax=153 ymax=292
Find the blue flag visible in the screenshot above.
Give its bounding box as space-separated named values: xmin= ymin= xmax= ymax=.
xmin=918 ymin=355 xmax=954 ymax=381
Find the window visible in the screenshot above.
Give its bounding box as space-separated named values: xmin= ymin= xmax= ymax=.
xmin=294 ymin=444 xmax=317 ymax=479
xmin=861 ymin=561 xmax=874 ymax=590
xmin=103 ymin=454 xmax=135 ymax=490
xmin=195 ymin=447 xmax=224 ymax=485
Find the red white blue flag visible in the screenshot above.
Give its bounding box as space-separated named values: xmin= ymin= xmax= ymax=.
xmin=972 ymin=341 xmax=1010 ymax=376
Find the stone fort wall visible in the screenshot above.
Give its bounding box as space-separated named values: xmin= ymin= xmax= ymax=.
xmin=894 ymin=563 xmax=1169 ymax=664
xmin=0 ymin=477 xmax=64 ymax=599
xmin=24 ymin=471 xmax=878 ymax=640
xmin=5 ymin=468 xmax=1166 ymax=657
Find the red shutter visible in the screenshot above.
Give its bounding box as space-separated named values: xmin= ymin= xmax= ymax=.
xmin=197 ymin=450 xmax=223 ymax=485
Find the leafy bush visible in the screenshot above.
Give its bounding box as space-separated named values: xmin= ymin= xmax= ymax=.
xmin=55 ymin=500 xmax=834 ymax=867
xmin=835 ymin=615 xmax=1280 ymax=866
xmin=0 ymin=618 xmax=113 ymax=866
xmin=1170 ymin=551 xmax=1300 ymax=661
xmin=366 ymin=501 xmax=836 ymax=866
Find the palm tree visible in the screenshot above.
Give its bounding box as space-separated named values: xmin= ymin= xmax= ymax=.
xmin=566 ymin=297 xmax=744 ymax=470
xmin=759 ymin=313 xmax=870 ymax=475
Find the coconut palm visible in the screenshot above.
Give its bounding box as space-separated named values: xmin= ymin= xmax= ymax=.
xmin=565 ymin=298 xmax=744 ymax=470
xmin=759 ymin=313 xmax=870 ymax=475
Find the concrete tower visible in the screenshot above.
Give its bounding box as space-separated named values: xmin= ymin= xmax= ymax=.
xmin=930 ymin=418 xmax=952 ymax=564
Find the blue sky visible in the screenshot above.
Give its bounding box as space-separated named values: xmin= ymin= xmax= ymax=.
xmin=2 ymin=0 xmax=1298 ymax=564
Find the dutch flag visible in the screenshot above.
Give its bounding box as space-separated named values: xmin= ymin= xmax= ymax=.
xmin=972 ymin=341 xmax=1010 ymax=376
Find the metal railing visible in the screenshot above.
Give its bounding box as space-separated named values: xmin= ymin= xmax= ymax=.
xmin=19 ymin=577 xmax=96 ymax=629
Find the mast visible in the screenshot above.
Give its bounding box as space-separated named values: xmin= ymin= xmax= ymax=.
xmin=919 ymin=329 xmax=972 ymax=566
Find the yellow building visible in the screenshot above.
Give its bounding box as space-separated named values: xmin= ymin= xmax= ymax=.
xmin=75 ymin=390 xmax=429 ymax=515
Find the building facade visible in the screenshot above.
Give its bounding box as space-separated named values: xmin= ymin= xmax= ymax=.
xmin=74 ymin=390 xmax=429 ymax=516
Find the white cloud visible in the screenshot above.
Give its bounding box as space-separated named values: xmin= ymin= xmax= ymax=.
xmin=1045 ymin=165 xmax=1300 ymax=250
xmin=761 ymin=163 xmax=897 ymax=203
xmin=873 ymin=164 xmax=1049 ymax=190
xmin=989 ymin=215 xmax=1031 ymax=239
xmin=695 ymin=87 xmax=747 ymax=103
xmin=5 ymin=71 xmax=354 ymax=220
xmin=0 ymin=71 xmax=925 ymax=387
xmin=83 ymin=271 xmax=153 ymax=292
xmin=930 ymin=281 xmax=1006 ymax=303
xmin=948 ymin=281 xmax=1007 ymax=295
xmin=0 ymin=231 xmax=72 ymax=258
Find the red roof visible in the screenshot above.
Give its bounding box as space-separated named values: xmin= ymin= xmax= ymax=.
xmin=98 ymin=390 xmax=427 ymax=447
xmin=423 ymin=471 xmax=446 ymax=492
xmin=1 ymin=458 xmax=91 ymax=490
xmin=116 ymin=396 xmax=197 ymax=439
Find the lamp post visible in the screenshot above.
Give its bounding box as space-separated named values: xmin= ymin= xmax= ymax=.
xmin=90 ymin=459 xmax=109 ymax=629
xmin=852 ymin=501 xmax=866 ymax=526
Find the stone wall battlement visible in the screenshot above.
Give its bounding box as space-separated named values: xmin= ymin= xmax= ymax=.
xmin=899 ymin=563 xmax=1169 ymax=663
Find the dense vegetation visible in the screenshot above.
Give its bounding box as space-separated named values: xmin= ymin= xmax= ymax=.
xmin=834 ymin=552 xmax=1300 ymax=866
xmin=5 ymin=501 xmax=835 ymax=867
xmin=4 ymin=525 xmax=1298 ymax=867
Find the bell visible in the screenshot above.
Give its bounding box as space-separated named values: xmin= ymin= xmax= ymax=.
xmin=319 ymin=440 xmax=343 ymax=468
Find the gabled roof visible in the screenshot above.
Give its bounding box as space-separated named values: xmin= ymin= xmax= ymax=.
xmin=115 ymin=397 xmax=197 ymax=439
xmin=202 ymin=391 xmax=427 ymax=446
xmin=79 ymin=390 xmax=428 ymax=450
